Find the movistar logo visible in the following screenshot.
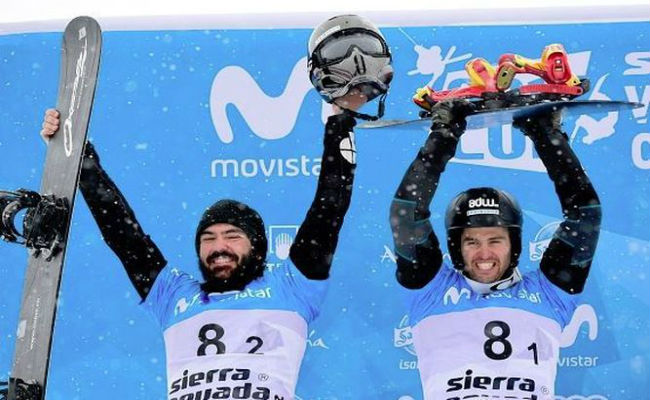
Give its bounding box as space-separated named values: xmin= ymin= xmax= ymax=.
xmin=443 ymin=287 xmax=472 ymax=305
xmin=209 ymin=57 xmax=317 ymax=144
xmin=174 ymin=293 xmax=202 ymax=315
xmin=210 ymin=157 xmax=321 ymax=179
xmin=560 ymin=304 xmax=598 ymax=348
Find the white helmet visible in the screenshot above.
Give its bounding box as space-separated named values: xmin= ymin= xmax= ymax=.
xmin=308 ymin=15 xmax=393 ymax=105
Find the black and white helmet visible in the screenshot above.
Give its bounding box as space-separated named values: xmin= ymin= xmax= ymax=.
xmin=445 ymin=187 xmax=523 ymax=271
xmin=308 ymin=14 xmax=393 ymax=104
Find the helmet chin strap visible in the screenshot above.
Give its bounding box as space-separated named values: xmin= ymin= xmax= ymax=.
xmin=339 ymin=92 xmax=387 ymax=121
xmin=462 ymin=267 xmax=522 ymax=294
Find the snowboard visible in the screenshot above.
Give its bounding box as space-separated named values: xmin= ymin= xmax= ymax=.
xmin=6 ymin=16 xmax=101 ymax=400
xmin=358 ymin=100 xmax=642 ymax=131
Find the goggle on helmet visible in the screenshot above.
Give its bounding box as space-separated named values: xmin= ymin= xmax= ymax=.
xmin=308 ymin=15 xmax=393 ymax=104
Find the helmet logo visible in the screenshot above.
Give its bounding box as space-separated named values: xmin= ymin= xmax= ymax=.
xmin=467 ymin=197 xmax=500 ymax=217
xmin=353 ymin=53 xmax=367 ymax=75
xmin=468 ymin=198 xmax=498 ymax=209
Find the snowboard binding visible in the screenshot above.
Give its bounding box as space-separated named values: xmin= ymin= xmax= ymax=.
xmin=0 ymin=378 xmax=42 ymax=400
xmin=413 ymin=43 xmax=591 ymax=116
xmin=0 ymin=189 xmax=69 ymax=260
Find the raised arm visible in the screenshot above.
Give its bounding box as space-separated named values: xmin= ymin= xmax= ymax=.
xmin=514 ymin=112 xmax=601 ymax=294
xmin=289 ymin=111 xmax=357 ymax=280
xmin=42 ymin=109 xmax=167 ymax=299
xmin=390 ymin=102 xmax=469 ymax=289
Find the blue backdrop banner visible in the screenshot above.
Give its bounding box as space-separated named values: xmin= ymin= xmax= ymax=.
xmin=0 ymin=14 xmax=648 ymax=400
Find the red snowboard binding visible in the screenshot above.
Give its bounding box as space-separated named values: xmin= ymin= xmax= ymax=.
xmin=413 ymin=43 xmax=590 ymax=112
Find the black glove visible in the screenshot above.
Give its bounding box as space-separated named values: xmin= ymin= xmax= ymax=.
xmin=513 ymin=110 xmax=563 ymax=138
xmin=430 ymin=99 xmax=476 ymax=140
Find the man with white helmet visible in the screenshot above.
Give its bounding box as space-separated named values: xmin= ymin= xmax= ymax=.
xmin=389 ymin=101 xmax=601 ymax=399
xmin=40 ymin=14 xmax=392 ymax=400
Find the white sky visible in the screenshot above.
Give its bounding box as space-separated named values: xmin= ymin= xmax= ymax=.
xmin=2 ymin=0 xmax=649 ymax=24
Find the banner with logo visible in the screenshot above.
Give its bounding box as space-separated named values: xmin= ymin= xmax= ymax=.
xmin=0 ymin=14 xmax=648 ymax=400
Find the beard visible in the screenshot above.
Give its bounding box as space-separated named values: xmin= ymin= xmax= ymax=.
xmin=198 ymin=250 xmax=265 ymax=293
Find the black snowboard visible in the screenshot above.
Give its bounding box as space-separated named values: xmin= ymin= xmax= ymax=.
xmin=7 ymin=16 xmax=101 ymax=400
xmin=358 ymin=100 xmax=642 ymax=131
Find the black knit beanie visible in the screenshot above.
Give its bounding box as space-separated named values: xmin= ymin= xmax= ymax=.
xmin=195 ymin=199 xmax=268 ymax=259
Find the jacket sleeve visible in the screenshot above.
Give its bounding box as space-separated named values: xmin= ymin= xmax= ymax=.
xmin=519 ymin=115 xmax=602 ymax=294
xmin=78 ymin=142 xmax=167 ymax=299
xmin=390 ymin=110 xmax=463 ymax=289
xmin=289 ymin=113 xmax=357 ymax=280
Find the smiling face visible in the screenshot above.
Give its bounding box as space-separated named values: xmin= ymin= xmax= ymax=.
xmin=198 ymin=223 xmax=253 ymax=280
xmin=460 ymin=227 xmax=512 ymax=284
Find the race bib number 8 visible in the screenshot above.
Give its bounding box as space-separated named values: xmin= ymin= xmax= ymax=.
xmin=196 ymin=323 xmax=264 ymax=356
xmin=483 ymin=320 xmax=539 ymax=365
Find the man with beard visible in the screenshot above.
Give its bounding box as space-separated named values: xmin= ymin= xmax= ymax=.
xmin=389 ymin=101 xmax=601 ymax=399
xmin=40 ymin=94 xmax=358 ymax=399
xmin=41 ymin=14 xmax=392 ymax=398
xmin=40 ymin=89 xmax=376 ymax=400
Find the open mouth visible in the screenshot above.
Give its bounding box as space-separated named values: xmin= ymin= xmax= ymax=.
xmin=212 ymin=255 xmax=235 ymax=265
xmin=207 ymin=252 xmax=238 ymax=270
xmin=477 ymin=262 xmax=494 ymax=270
xmin=474 ymin=261 xmax=498 ymax=273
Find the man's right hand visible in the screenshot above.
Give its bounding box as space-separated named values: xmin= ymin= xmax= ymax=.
xmin=332 ymin=87 xmax=369 ymax=114
xmin=40 ymin=109 xmax=60 ymax=141
xmin=513 ymin=110 xmax=562 ymax=137
xmin=430 ymin=100 xmax=475 ymax=140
